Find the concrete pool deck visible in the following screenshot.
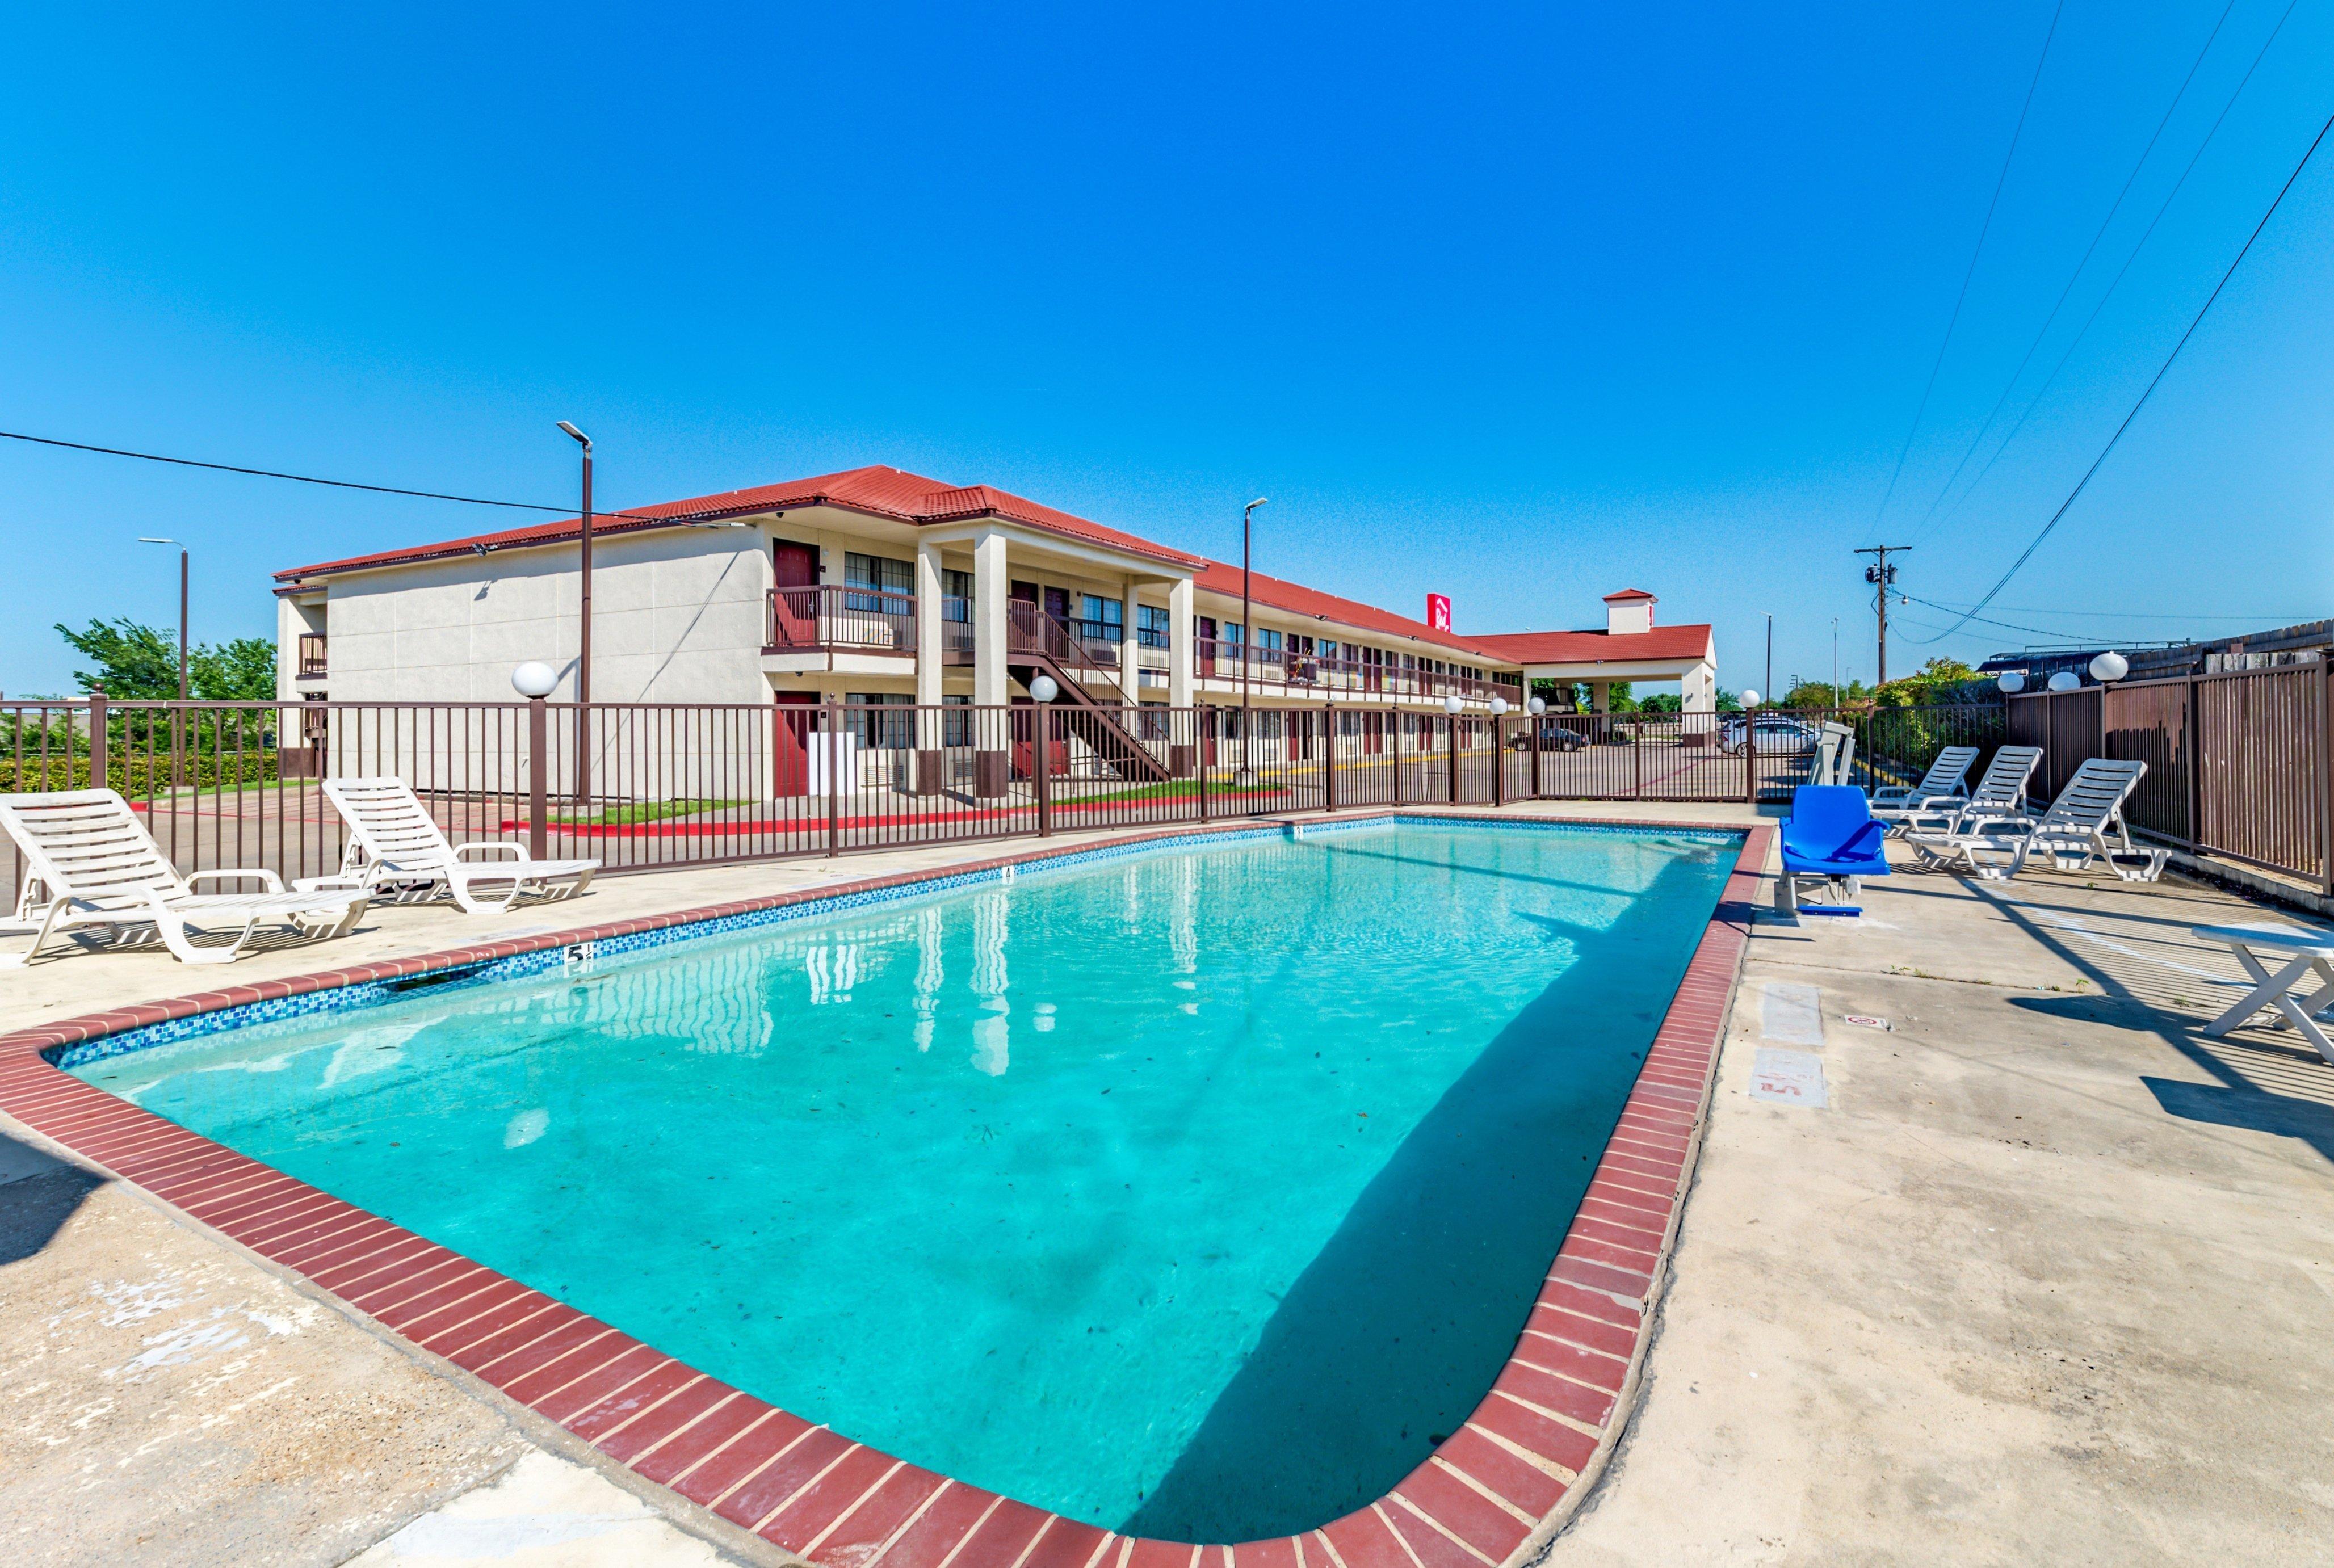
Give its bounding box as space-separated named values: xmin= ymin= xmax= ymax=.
xmin=3 ymin=802 xmax=2331 ymax=1563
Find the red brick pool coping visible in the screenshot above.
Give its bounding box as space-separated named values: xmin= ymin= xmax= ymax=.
xmin=0 ymin=813 xmax=1769 ymax=1568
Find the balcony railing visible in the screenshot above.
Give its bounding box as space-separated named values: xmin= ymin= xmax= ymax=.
xmin=1195 ymin=640 xmax=1521 ymax=707
xmin=763 ymin=592 xmax=1520 ymax=705
xmin=296 ymin=634 xmax=328 ymax=679
xmin=767 ymin=587 xmax=980 ymax=660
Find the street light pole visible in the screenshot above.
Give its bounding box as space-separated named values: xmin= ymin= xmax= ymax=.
xmin=556 ymin=422 xmax=594 ymax=705
xmin=556 ymin=422 xmax=594 ymax=808
xmin=138 ymin=538 xmax=188 ymax=700
xmin=1239 ymin=497 xmax=1267 ymax=788
xmin=1764 ymin=612 xmax=1772 ymax=709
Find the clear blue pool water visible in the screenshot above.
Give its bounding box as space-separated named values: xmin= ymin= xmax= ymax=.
xmin=72 ymin=822 xmax=1733 ymax=1540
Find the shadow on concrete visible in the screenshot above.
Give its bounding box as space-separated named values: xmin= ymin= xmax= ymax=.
xmin=2142 ymin=1077 xmax=2334 ymax=1162
xmin=0 ymin=1129 xmax=104 ymax=1266
xmin=1120 ymin=852 xmax=1723 ymax=1542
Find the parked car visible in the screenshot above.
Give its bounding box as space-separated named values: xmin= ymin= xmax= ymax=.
xmin=1507 ymin=720 xmax=1588 ymax=753
xmin=1719 ymin=714 xmax=1820 ymax=755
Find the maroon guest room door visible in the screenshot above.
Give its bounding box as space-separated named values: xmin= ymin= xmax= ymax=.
xmin=771 ymin=541 xmax=818 ymax=645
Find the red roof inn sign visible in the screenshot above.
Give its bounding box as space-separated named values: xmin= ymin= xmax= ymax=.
xmin=1426 ymin=593 xmax=1452 ymax=633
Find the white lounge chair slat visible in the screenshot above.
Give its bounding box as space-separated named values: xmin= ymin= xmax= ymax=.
xmin=0 ymin=789 xmax=366 ymax=967
xmin=1907 ymin=757 xmax=2167 ymax=882
xmin=321 ymin=777 xmax=597 ymax=915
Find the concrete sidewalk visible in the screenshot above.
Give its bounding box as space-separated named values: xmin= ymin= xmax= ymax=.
xmin=3 ymin=808 xmax=2329 ymax=1563
xmin=1554 ymin=856 xmax=2334 ymax=1564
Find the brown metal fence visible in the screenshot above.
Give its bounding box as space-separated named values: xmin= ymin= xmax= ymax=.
xmin=2009 ymin=662 xmax=2333 ymax=887
xmin=5 ymin=694 xmax=2017 ymax=905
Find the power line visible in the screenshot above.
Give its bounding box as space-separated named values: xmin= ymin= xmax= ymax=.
xmin=1920 ymin=0 xmax=2303 ymax=537
xmin=0 ymin=427 xmax=692 ymax=528
xmin=1908 ymin=0 xmax=2245 ymax=545
xmin=1908 ymin=94 xmax=2334 ymax=646
xmin=1869 ymin=0 xmax=2064 ymax=536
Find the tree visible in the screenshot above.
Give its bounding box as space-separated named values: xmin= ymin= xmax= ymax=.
xmin=190 ymin=638 xmax=279 ymax=701
xmin=1874 ymin=657 xmax=1979 ymax=709
xmin=54 ymin=618 xmax=180 ymax=699
xmin=54 ymin=620 xmax=279 ymax=701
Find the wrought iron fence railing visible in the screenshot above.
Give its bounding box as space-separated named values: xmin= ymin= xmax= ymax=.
xmin=4 ymin=695 xmax=2026 ymax=903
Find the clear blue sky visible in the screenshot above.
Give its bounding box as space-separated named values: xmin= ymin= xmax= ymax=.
xmin=5 ymin=1 xmax=2331 ymax=697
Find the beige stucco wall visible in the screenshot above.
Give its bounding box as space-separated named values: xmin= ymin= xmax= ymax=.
xmin=316 ymin=528 xmax=774 ymax=705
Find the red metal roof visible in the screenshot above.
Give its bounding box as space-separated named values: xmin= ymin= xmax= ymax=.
xmin=1466 ymin=625 xmax=1714 ymax=665
xmin=1191 ymin=560 xmax=1509 ymax=660
xmin=273 ymin=465 xmax=1207 ymax=581
xmin=272 ymin=463 xmax=1708 ymax=671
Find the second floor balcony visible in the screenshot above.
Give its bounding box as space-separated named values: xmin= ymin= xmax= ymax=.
xmin=297 ymin=634 xmax=328 ymax=679
xmin=1195 ymin=638 xmax=1522 ymax=708
xmin=766 ymin=587 xmax=975 ymax=663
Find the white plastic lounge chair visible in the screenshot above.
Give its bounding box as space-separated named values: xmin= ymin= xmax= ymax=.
xmin=0 ymin=789 xmax=367 ymax=967
xmin=1891 ymin=745 xmax=2041 ymax=838
xmin=322 ymin=777 xmax=598 ymax=914
xmin=1907 ymin=758 xmax=2168 ymax=882
xmin=1869 ymin=745 xmax=1979 ymax=818
xmin=2191 ymin=922 xmax=2334 ymax=1065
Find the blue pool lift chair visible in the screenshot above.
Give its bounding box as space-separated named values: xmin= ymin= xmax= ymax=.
xmin=1778 ymin=785 xmax=1891 ymax=914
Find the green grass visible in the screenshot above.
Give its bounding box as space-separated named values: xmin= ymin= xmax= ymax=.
xmin=1060 ymin=777 xmax=1292 ymax=804
xmin=548 ymin=798 xmax=752 ymax=826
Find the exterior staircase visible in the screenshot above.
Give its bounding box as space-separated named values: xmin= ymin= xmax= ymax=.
xmin=1005 ymin=602 xmax=1173 ymax=783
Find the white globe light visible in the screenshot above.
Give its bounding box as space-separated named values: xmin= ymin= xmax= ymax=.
xmin=511 ymin=661 xmax=558 ymax=699
xmin=2047 ymin=670 xmax=2081 ymax=692
xmin=1029 ymin=674 xmax=1060 ymax=704
xmin=2088 ymin=650 xmax=2129 ymax=684
xmin=1741 ymin=689 xmax=1761 ymax=709
xmin=1527 ymin=696 xmax=1546 ymax=716
xmin=1489 ymin=696 xmax=1508 ymax=716
xmin=1442 ymin=693 xmax=1464 ymax=715
xmin=1996 ymin=670 xmax=2026 ymax=695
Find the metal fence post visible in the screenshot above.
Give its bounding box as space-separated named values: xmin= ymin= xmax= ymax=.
xmin=1492 ymin=716 xmax=1505 ymax=808
xmin=1447 ymin=714 xmax=1460 ymax=805
xmin=1322 ymin=703 xmax=1337 ymax=813
xmin=1392 ymin=708 xmax=1404 ymax=806
xmin=2186 ymin=676 xmax=2201 ymax=852
xmin=1197 ymin=707 xmax=1211 ymax=822
xmin=1530 ymin=716 xmax=1542 ymax=798
xmin=1743 ymin=720 xmax=1757 ymax=810
xmin=85 ymin=689 xmax=107 ymax=790
xmin=2320 ymin=659 xmax=2333 ymax=894
xmin=1036 ymin=706 xmax=1053 ymax=836
xmin=824 ymin=700 xmax=842 ymax=857
xmin=527 ymin=697 xmax=548 ymax=860
xmin=1632 ymin=714 xmax=1643 ymax=800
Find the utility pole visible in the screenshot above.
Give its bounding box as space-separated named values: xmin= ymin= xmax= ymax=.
xmin=1856 ymin=545 xmax=1911 ymax=687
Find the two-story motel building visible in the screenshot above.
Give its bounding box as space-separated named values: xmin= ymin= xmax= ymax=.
xmin=274 ymin=464 xmax=1715 ymax=789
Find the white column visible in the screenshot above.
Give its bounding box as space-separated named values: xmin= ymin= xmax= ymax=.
xmin=1590 ymin=679 xmax=1610 ymax=714
xmin=973 ymin=528 xmax=1009 ymax=708
xmin=1120 ymin=575 xmax=1141 ymax=707
xmin=1681 ymin=661 xmax=1716 ymax=713
xmin=914 ymin=541 xmax=945 ymax=783
xmin=1168 ymin=575 xmax=1194 ymax=708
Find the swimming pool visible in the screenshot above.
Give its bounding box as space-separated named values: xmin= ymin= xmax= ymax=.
xmin=59 ymin=819 xmax=1737 ymax=1542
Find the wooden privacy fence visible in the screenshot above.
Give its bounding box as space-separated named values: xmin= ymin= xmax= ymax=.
xmin=2008 ymin=662 xmax=2334 ymax=889
xmin=4 ymin=695 xmax=1993 ymax=899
